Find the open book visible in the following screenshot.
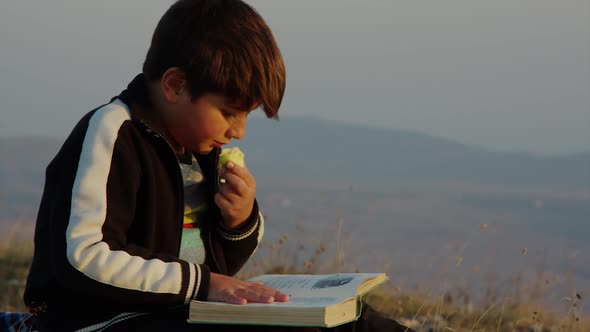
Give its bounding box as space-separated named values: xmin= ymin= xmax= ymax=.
xmin=188 ymin=273 xmax=388 ymax=327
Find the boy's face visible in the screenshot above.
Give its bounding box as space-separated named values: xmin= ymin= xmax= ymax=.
xmin=163 ymin=92 xmax=254 ymax=155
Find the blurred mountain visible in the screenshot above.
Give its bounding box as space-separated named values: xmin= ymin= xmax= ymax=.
xmin=0 ymin=137 xmax=62 ymax=223
xmin=1 ymin=116 xmax=588 ymax=222
xmin=239 ymin=116 xmax=589 ymax=188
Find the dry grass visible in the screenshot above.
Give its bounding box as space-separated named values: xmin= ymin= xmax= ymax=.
xmin=363 ymin=288 xmax=589 ymax=332
xmin=1 ymin=225 xmax=588 ymax=331
xmin=0 ymin=234 xmax=33 ymax=311
xmin=237 ymin=230 xmax=590 ymax=332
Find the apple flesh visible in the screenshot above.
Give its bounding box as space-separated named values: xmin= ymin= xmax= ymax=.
xmin=218 ymin=147 xmax=245 ymax=169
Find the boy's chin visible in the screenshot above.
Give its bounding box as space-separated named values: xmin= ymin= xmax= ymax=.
xmin=194 ymin=144 xmax=215 ymax=155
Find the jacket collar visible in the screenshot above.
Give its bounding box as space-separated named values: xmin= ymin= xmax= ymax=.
xmin=117 ymin=73 xmax=222 ymax=196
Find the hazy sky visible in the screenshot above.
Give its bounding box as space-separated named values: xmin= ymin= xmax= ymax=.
xmin=0 ymin=0 xmax=588 ymax=155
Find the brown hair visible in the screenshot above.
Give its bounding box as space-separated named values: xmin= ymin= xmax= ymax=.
xmin=143 ymin=0 xmax=285 ymax=119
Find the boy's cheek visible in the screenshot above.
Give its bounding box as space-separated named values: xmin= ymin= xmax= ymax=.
xmin=195 ymin=116 xmax=227 ymax=138
xmin=185 ymin=122 xmax=221 ymax=145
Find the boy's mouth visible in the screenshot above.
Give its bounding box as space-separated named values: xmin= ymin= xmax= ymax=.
xmin=213 ymin=140 xmax=227 ymax=148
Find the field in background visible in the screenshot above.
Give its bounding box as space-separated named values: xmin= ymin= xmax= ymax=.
xmin=2 ymin=224 xmax=588 ymax=331
xmin=235 ymin=220 xmax=589 ymax=331
xmin=1 ymin=178 xmax=589 ymax=331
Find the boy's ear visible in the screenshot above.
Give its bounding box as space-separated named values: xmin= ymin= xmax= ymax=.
xmin=160 ymin=67 xmax=188 ymax=103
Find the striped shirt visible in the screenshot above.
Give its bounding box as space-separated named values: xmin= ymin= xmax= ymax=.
xmin=178 ymin=154 xmax=208 ymax=264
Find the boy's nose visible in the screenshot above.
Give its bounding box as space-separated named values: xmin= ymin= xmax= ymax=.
xmin=228 ymin=118 xmax=246 ymax=140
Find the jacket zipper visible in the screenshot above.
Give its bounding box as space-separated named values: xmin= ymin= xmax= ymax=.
xmin=208 ymin=151 xmax=222 ymax=273
xmin=137 ymin=120 xmax=185 ymax=257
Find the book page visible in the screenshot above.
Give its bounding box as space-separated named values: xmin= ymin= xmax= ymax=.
xmin=195 ymin=296 xmax=347 ymax=307
xmin=247 ymin=273 xmax=382 ymax=300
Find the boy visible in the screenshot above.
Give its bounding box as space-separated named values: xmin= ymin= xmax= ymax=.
xmin=24 ymin=1 xmax=412 ymax=331
xmin=24 ymin=0 xmax=287 ymax=330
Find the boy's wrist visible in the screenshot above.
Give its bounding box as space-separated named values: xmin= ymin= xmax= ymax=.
xmin=193 ymin=263 xmax=211 ymax=302
xmin=220 ymin=200 xmax=258 ymax=231
xmin=217 ymin=200 xmax=260 ymax=239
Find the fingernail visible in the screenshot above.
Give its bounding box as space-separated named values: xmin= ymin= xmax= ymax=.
xmin=227 ymin=162 xmax=234 ymax=168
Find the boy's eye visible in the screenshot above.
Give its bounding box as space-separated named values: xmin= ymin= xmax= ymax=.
xmin=221 ymin=107 xmax=250 ymax=120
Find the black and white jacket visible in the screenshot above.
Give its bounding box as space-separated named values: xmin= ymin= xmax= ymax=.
xmin=23 ymin=74 xmax=264 ymax=331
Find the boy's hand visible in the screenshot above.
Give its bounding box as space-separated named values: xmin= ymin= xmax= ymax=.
xmin=215 ymin=162 xmax=256 ymax=229
xmin=208 ymin=272 xmax=289 ymax=305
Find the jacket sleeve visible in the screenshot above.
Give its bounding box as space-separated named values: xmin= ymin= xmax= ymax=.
xmin=51 ymin=103 xmax=209 ymax=307
xmin=213 ymin=199 xmax=265 ymax=276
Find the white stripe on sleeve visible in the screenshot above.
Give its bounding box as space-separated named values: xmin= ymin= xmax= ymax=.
xmin=66 ymin=99 xmax=187 ymax=295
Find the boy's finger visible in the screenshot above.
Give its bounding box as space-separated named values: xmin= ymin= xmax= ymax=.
xmin=224 ymin=163 xmax=255 ymax=188
xmin=234 ymin=288 xmax=274 ymax=303
xmin=218 ymin=183 xmax=241 ymax=203
xmin=214 ymin=192 xmax=234 ymax=210
xmin=223 ymin=292 xmax=247 ymax=305
xmin=274 ymin=291 xmax=290 ymax=302
xmin=221 ymin=173 xmax=249 ymax=195
xmin=250 ymin=283 xmax=285 ymax=299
